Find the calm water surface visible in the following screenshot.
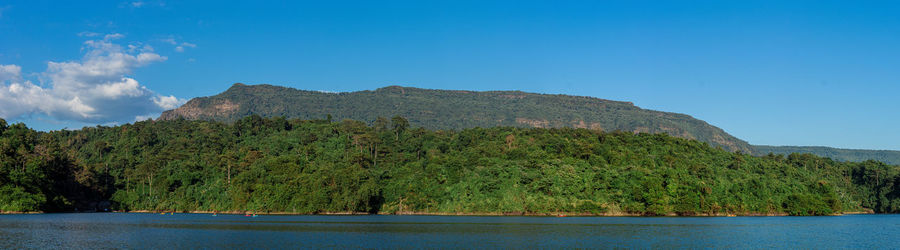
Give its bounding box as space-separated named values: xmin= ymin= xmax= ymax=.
xmin=0 ymin=213 xmax=897 ymax=248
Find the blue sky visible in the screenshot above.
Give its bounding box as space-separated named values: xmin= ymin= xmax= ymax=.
xmin=1 ymin=0 xmax=899 ymax=150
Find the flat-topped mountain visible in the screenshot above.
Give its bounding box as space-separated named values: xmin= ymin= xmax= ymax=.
xmin=160 ymin=83 xmax=754 ymax=152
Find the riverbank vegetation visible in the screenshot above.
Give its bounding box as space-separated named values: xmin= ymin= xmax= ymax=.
xmin=1 ymin=116 xmax=899 ymax=215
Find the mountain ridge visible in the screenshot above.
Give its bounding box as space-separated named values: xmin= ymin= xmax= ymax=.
xmin=157 ymin=83 xmax=900 ymax=164
xmin=160 ymin=83 xmax=753 ymax=152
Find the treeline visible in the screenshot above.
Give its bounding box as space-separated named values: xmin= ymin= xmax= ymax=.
xmin=1 ymin=116 xmax=899 ymax=215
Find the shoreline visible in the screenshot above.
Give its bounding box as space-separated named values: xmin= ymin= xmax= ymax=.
xmin=3 ymin=209 xmax=877 ymax=216
xmin=0 ymin=211 xmax=44 ymax=215
xmin=116 ymin=209 xmax=876 ymax=217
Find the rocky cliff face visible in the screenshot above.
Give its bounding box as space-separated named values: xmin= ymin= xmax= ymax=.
xmin=159 ymin=98 xmax=240 ymax=121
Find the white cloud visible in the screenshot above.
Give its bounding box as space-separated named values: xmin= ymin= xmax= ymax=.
xmin=175 ymin=42 xmax=197 ymax=53
xmin=0 ymin=34 xmax=185 ymax=123
xmin=126 ymin=1 xmax=164 ymax=8
xmin=134 ymin=114 xmax=156 ymax=122
xmin=161 ymin=37 xmax=197 ymax=52
xmin=0 ymin=79 xmax=90 ymax=120
xmin=127 ymin=44 xmax=154 ymax=53
xmin=104 ymin=33 xmax=124 ymax=40
xmin=78 ymin=31 xmax=101 ymax=37
xmin=152 ymin=95 xmax=185 ymax=110
xmin=0 ymin=64 xmax=21 ymax=82
xmin=161 ymin=38 xmax=177 ymax=45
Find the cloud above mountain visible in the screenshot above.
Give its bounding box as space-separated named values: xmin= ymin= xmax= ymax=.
xmin=0 ymin=34 xmax=185 ymax=123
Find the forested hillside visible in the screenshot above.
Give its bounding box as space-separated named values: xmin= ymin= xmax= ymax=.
xmin=3 ymin=117 xmax=899 ymax=215
xmin=160 ymin=84 xmax=753 ymax=152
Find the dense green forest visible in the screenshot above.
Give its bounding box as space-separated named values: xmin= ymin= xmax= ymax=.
xmin=160 ymin=84 xmax=754 ymax=152
xmin=2 ymin=116 xmax=899 ymax=215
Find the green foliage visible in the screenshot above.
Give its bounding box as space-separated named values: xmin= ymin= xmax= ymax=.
xmin=0 ymin=184 xmax=45 ymax=212
xmin=2 ymin=116 xmax=900 ymax=216
xmin=782 ymin=194 xmax=826 ymax=215
xmin=0 ymin=119 xmax=77 ymax=212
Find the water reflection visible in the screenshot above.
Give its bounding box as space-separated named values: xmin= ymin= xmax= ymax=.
xmin=0 ymin=213 xmax=896 ymax=248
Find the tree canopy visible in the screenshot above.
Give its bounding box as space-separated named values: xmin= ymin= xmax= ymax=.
xmin=1 ymin=116 xmax=899 ymax=215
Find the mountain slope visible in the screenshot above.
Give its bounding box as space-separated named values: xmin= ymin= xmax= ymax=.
xmin=161 ymin=83 xmax=752 ymax=152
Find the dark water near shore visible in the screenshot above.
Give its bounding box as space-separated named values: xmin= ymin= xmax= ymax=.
xmin=0 ymin=213 xmax=897 ymax=248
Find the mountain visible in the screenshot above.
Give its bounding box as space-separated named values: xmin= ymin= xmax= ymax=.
xmin=753 ymin=145 xmax=900 ymax=165
xmin=159 ymin=83 xmax=900 ymax=164
xmin=160 ymin=83 xmax=753 ymax=152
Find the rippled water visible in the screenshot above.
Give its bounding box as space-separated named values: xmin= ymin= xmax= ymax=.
xmin=0 ymin=213 xmax=897 ymax=248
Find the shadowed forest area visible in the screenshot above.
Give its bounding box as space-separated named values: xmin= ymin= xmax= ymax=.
xmin=1 ymin=116 xmax=899 ymax=216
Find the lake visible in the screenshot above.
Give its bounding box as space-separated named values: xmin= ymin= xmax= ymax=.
xmin=0 ymin=213 xmax=897 ymax=248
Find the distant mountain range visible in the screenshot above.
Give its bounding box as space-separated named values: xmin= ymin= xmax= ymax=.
xmin=160 ymin=83 xmax=900 ymax=165
xmin=753 ymin=145 xmax=900 ymax=165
